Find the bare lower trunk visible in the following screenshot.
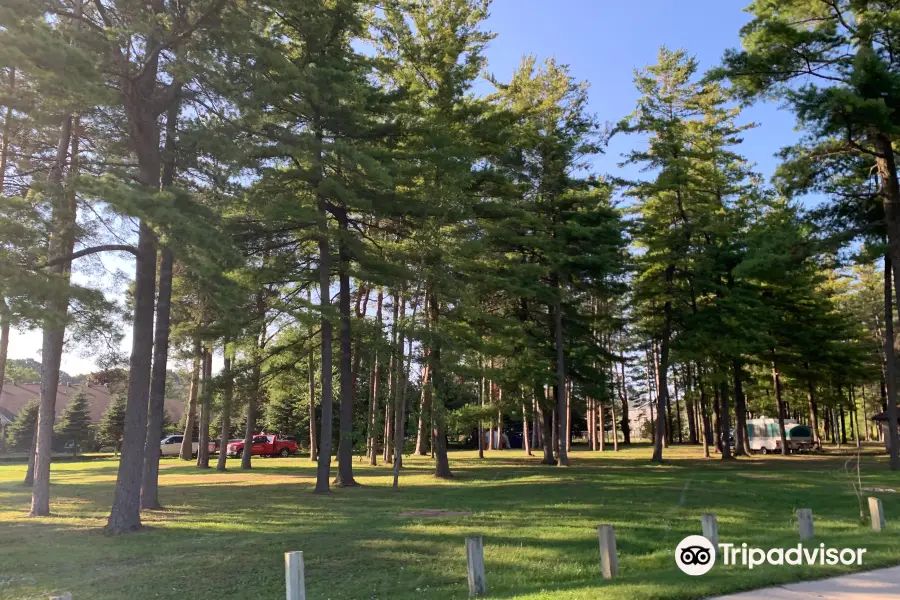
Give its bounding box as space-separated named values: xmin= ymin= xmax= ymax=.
xmin=141 ymin=98 xmax=178 ymax=507
xmin=651 ymin=311 xmax=672 ymax=463
xmin=732 ymin=360 xmax=749 ymax=456
xmin=428 ymin=289 xmax=452 ymax=479
xmin=24 ymin=423 xmax=36 ymax=486
xmin=564 ymin=383 xmax=571 ymax=454
xmin=196 ymin=348 xmax=212 ymax=468
xmin=308 ymin=334 xmax=317 ymax=462
xmin=414 ymin=372 xmax=430 ymax=455
xmin=216 ymin=353 xmax=233 ymax=471
xmin=522 ymin=399 xmax=532 ymax=456
xmin=391 ymin=292 xmax=409 ymax=488
xmin=333 ymin=210 xmax=356 ymax=487
xmin=551 ymin=295 xmax=568 ymax=466
xmin=806 ymin=369 xmax=821 ymax=448
xmin=0 ymin=308 xmax=8 ymax=393
xmin=598 ymin=400 xmax=605 ymax=451
xmin=105 ymin=222 xmax=157 ymax=533
xmin=536 ymin=386 xmax=555 ymax=464
xmin=884 ymin=253 xmax=900 ymax=470
xmin=179 ymin=338 xmax=201 ymax=460
xmin=30 ymin=114 xmax=76 ymax=517
xmin=772 ymin=359 xmax=789 ymax=456
xmin=610 ymin=395 xmax=618 ymax=451
xmin=696 ymin=363 xmax=711 ymax=458
xmin=720 ymin=381 xmax=733 ymax=460
xmin=141 ymin=246 xmax=173 ymax=510
xmin=478 ymin=376 xmax=485 ymax=459
xmin=243 ymin=291 xmax=266 ymax=470
xmin=0 ymin=68 xmax=13 ymax=193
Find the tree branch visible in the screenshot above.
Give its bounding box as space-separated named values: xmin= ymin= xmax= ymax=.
xmin=41 ymin=244 xmax=138 ymax=268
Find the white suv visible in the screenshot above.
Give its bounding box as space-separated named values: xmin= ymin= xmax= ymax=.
xmin=159 ymin=434 xmax=199 ymax=457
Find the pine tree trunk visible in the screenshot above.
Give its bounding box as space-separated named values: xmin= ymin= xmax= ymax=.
xmin=313 ymin=132 xmax=334 ymax=492
xmin=384 ymin=295 xmax=399 ymax=464
xmin=141 ymin=97 xmax=178 ymax=508
xmin=31 ymin=115 xmax=77 ymax=517
xmin=618 ymin=358 xmax=631 ymax=444
xmin=478 ymin=375 xmax=485 ymax=459
xmin=598 ymin=400 xmax=605 ymax=451
xmin=522 ymin=398 xmax=532 ymax=456
xmin=391 ymin=292 xmax=408 ymax=487
xmin=414 ymin=382 xmax=430 ymax=455
xmin=862 ymin=385 xmax=870 ymax=442
xmin=308 ymin=342 xmax=317 ymax=462
xmin=243 ymin=291 xmax=266 ymax=470
xmin=196 ymin=347 xmax=212 ymax=468
xmin=141 ymin=246 xmax=173 ymax=510
xmin=332 ymin=209 xmax=356 ymax=487
xmin=732 ymin=360 xmax=750 ymax=456
xmin=883 ymin=253 xmax=900 ymax=469
xmin=24 ymin=422 xmax=36 ymax=486
xmin=0 ymin=68 xmax=13 ymax=193
xmin=535 ymin=386 xmax=554 ymax=464
xmin=367 ymin=290 xmax=383 ymax=466
xmin=564 ymin=382 xmax=571 ymax=454
xmin=720 ymin=381 xmax=733 ymax=460
xmin=216 ymin=353 xmax=233 ymax=471
xmin=610 ymin=394 xmax=619 ymax=451
xmin=105 ymin=222 xmax=157 ymax=533
xmin=551 ymin=293 xmax=568 ymax=466
xmin=673 ymin=369 xmax=683 ymax=444
xmin=179 ymin=338 xmax=201 ymax=460
xmin=772 ymin=359 xmax=789 ymax=456
xmin=806 ymin=369 xmax=821 ymax=448
xmin=651 ymin=283 xmax=673 ymax=463
xmin=427 ymin=289 xmax=452 ymax=478
xmin=0 ymin=306 xmax=9 ymax=394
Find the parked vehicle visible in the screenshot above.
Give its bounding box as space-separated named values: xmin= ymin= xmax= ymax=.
xmin=159 ymin=434 xmax=216 ymax=457
xmin=226 ymin=434 xmax=298 ymax=458
xmin=746 ymin=418 xmax=814 ymax=454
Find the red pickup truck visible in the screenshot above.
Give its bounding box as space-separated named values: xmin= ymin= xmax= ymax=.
xmin=226 ymin=434 xmax=298 ymax=458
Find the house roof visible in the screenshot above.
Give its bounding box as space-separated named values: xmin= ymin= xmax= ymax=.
xmin=0 ymin=382 xmax=186 ymax=424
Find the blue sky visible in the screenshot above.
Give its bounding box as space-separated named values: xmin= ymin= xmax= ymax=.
xmin=482 ymin=0 xmax=801 ymax=182
xmin=8 ymin=0 xmax=806 ymax=376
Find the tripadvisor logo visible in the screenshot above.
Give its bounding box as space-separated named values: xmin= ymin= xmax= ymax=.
xmin=676 ymin=535 xmax=716 ymax=576
xmin=675 ymin=536 xmax=868 ymax=575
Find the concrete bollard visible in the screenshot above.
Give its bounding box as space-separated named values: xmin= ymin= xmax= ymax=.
xmin=868 ymin=497 xmax=886 ymax=532
xmin=597 ymin=524 xmax=618 ymax=579
xmin=797 ymin=508 xmax=814 ymax=540
xmin=465 ymin=536 xmax=487 ymax=597
xmin=285 ymin=551 xmax=306 ymax=600
xmin=701 ymin=513 xmax=719 ymax=547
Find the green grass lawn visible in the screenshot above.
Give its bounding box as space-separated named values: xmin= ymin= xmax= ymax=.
xmin=1 ymin=444 xmax=899 ymax=599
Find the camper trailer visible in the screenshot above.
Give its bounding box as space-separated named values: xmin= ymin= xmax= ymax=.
xmin=746 ymin=418 xmax=814 ymax=454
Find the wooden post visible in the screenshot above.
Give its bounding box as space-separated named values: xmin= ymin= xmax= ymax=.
xmin=797 ymin=508 xmax=814 ymax=540
xmin=49 ymin=595 xmax=72 ymax=600
xmin=285 ymin=551 xmax=306 ymax=600
xmin=597 ymin=524 xmax=618 ymax=579
xmin=868 ymin=497 xmax=886 ymax=532
xmin=701 ymin=513 xmax=718 ymax=547
xmin=466 ymin=536 xmax=487 ymax=597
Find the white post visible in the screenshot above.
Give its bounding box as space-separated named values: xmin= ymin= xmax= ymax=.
xmin=797 ymin=508 xmax=814 ymax=540
xmin=701 ymin=513 xmax=718 ymax=547
xmin=466 ymin=536 xmax=487 ymax=597
xmin=285 ymin=551 xmax=306 ymax=600
xmin=597 ymin=524 xmax=618 ymax=579
xmin=868 ymin=497 xmax=886 ymax=532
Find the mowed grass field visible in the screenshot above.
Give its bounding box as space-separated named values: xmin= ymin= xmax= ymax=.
xmin=1 ymin=445 xmax=899 ymax=600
